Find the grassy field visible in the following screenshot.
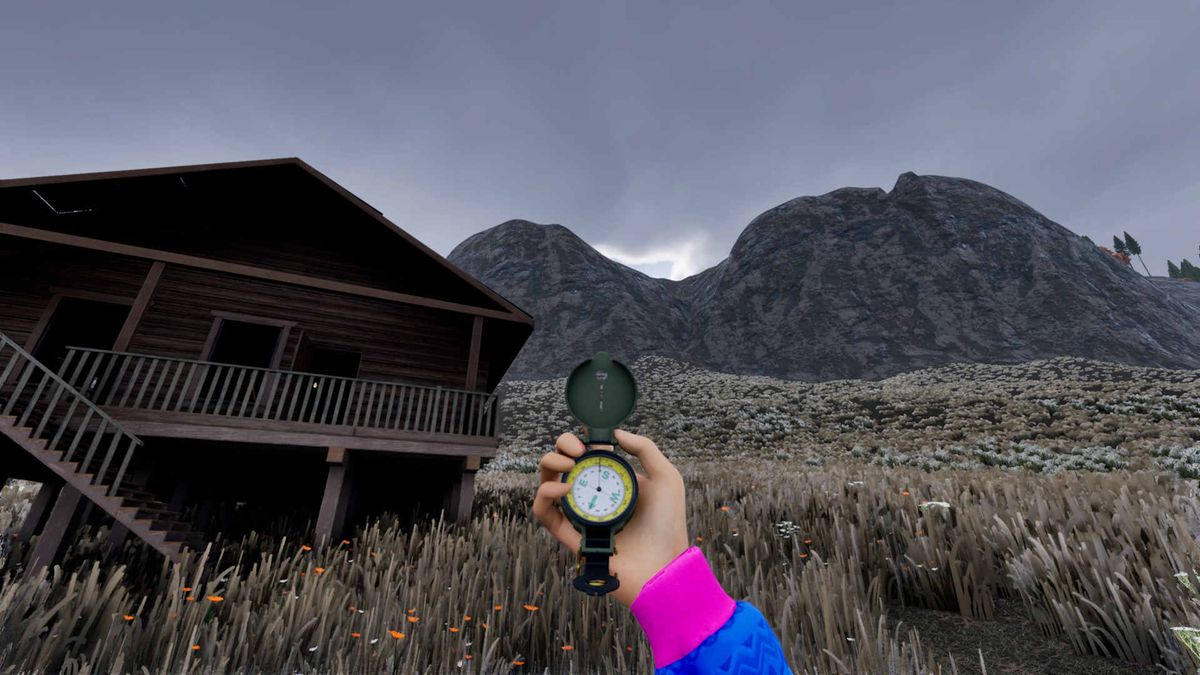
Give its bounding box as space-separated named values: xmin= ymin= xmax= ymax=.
xmin=2 ymin=355 xmax=1200 ymax=674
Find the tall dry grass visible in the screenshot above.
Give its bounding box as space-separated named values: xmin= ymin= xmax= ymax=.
xmin=2 ymin=458 xmax=1199 ymax=673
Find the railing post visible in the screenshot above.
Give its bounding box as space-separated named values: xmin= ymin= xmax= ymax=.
xmin=108 ymin=437 xmax=138 ymax=496
xmin=3 ymin=359 xmax=38 ymax=416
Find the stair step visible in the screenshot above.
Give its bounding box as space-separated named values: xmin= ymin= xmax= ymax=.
xmin=114 ymin=489 xmax=159 ymax=502
xmin=164 ymin=529 xmax=205 ymax=543
xmin=148 ymin=516 xmax=190 ymax=531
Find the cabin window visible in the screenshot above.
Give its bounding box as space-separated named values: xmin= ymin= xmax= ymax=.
xmin=206 ymin=319 xmax=284 ymax=368
xmin=33 ymin=297 xmax=130 ymax=375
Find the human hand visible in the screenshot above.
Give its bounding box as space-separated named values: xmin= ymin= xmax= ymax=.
xmin=532 ymin=428 xmax=690 ymax=608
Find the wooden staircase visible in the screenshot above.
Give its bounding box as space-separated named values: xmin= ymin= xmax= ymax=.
xmin=0 ymin=333 xmax=205 ymax=565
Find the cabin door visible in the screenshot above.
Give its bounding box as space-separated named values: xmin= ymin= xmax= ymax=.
xmin=32 ymin=297 xmax=130 ymax=375
xmin=197 ymin=319 xmax=284 ymax=416
xmin=292 ymin=335 xmax=361 ymax=425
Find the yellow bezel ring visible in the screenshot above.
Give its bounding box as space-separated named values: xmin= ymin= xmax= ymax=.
xmin=563 ymin=454 xmax=635 ymax=525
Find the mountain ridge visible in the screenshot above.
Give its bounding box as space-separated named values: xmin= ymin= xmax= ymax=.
xmin=448 ymin=173 xmax=1200 ymax=382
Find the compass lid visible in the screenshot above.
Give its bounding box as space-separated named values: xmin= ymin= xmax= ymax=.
xmin=565 ymin=351 xmax=637 ymax=445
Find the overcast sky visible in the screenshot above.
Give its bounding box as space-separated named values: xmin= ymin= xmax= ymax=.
xmin=2 ymin=1 xmax=1197 ymax=280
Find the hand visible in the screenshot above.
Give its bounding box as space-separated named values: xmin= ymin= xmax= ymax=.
xmin=532 ymin=428 xmax=690 ymax=607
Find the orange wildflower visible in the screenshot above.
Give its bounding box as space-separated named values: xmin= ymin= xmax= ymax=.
xmin=513 ymin=660 xmax=525 ymax=666
xmin=719 ymin=506 xmax=730 ymax=512
xmin=522 ymin=604 xmax=539 ymax=611
xmin=191 ymin=645 xmax=200 ymax=651
xmin=562 ymin=645 xmax=574 ymax=651
xmin=182 ymin=586 xmax=193 ymax=592
xmin=123 ymin=615 xmax=135 ymax=622
xmin=186 ymin=596 xmax=195 ymax=601
xmin=314 ymin=567 xmax=326 ymax=575
xmin=799 ymin=553 xmax=809 ymax=559
xmin=340 ymin=539 xmax=351 ymax=546
xmin=351 ymin=632 xmax=361 ymax=638
xmin=407 ymin=616 xmax=420 ymax=623
xmin=803 ymin=539 xmax=812 ymax=544
xmin=449 ymin=627 xmax=460 ymax=633
xmin=493 ymin=605 xmax=502 ymax=611
xmin=389 ymin=630 xmax=405 ymax=639
xmin=301 ymin=544 xmax=312 ymax=552
xmin=207 ymin=595 xmax=224 ymax=603
xmin=901 ymin=490 xmax=910 ymax=496
xmin=463 ymin=614 xmax=471 ymax=621
xmin=464 ymin=654 xmax=473 ymax=660
xmin=407 ymin=608 xmax=417 ymax=613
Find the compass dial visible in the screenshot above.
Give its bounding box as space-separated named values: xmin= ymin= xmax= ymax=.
xmin=564 ymin=455 xmax=634 ymax=524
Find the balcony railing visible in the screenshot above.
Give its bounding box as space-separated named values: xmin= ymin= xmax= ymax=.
xmin=61 ymin=348 xmax=499 ymax=439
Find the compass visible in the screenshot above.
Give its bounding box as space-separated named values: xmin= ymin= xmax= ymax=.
xmin=560 ymin=351 xmax=639 ymax=596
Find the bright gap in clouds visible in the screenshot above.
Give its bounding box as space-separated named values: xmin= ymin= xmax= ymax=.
xmin=593 ymin=236 xmax=709 ymax=281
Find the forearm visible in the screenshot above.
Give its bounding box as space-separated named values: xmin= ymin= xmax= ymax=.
xmin=629 ymin=546 xmax=792 ymax=673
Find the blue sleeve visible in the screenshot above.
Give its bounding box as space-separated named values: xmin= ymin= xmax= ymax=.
xmin=656 ymin=601 xmax=793 ymax=674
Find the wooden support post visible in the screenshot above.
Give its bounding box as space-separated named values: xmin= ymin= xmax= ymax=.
xmin=17 ymin=481 xmax=61 ymax=543
xmin=101 ymin=524 xmax=129 ymax=560
xmin=25 ymin=485 xmax=82 ymax=577
xmin=169 ymin=479 xmax=191 ymax=512
xmin=446 ymin=455 xmax=481 ymax=525
xmin=464 ymin=316 xmax=483 ymax=390
xmin=315 ymin=447 xmax=352 ymax=546
xmin=113 ymin=261 xmax=165 ymax=351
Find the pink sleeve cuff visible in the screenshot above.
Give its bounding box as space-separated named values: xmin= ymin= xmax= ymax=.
xmin=630 ymin=546 xmax=737 ymax=669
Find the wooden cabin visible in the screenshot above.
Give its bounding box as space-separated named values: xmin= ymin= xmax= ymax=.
xmin=0 ymin=158 xmax=533 ymax=574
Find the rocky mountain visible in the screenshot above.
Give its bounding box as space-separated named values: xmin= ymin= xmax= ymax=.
xmin=447 ymin=172 xmax=1200 ymax=383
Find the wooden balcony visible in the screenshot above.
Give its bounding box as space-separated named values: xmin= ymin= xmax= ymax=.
xmin=59 ymin=347 xmax=501 ymax=456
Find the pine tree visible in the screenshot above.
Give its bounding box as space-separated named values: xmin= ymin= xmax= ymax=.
xmin=1123 ymin=231 xmax=1151 ymax=276
xmin=1112 ymin=235 xmax=1128 ymax=254
xmin=1182 ymin=259 xmax=1200 ymax=282
xmin=1168 ymin=260 xmax=1181 ymax=278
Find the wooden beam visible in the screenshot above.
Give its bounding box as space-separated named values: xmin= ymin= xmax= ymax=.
xmin=17 ymin=481 xmax=60 ymax=543
xmin=26 ymin=485 xmax=83 ymax=577
xmin=315 ymin=448 xmax=352 ymax=546
xmin=0 ymin=222 xmax=531 ymax=324
xmin=465 ymin=316 xmax=483 ymax=390
xmin=111 ymin=417 xmax=498 ymax=457
xmin=104 ymin=408 xmax=500 ymax=450
xmin=113 ymin=261 xmax=165 ymax=351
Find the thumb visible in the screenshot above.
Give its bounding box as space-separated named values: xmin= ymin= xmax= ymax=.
xmin=613 ymin=429 xmax=677 ymax=482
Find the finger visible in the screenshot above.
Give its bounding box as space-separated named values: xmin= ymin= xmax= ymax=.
xmin=613 ymin=429 xmax=678 ymax=482
xmin=555 ymin=431 xmax=586 ymax=458
xmin=539 ymin=450 xmax=575 ymax=486
xmin=532 ymin=480 xmax=582 ymax=550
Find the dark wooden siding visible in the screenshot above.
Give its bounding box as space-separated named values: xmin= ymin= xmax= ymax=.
xmin=129 ymin=265 xmax=492 ymax=389
xmin=0 ymin=237 xmax=150 ymax=346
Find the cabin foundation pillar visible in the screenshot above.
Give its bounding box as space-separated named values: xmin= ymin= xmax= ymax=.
xmin=315 ymin=447 xmax=352 ymax=546
xmin=26 ymin=485 xmax=82 ymax=577
xmin=446 ymin=455 xmax=480 ymax=526
xmin=17 ymin=481 xmax=61 ymax=544
xmin=101 ymin=524 xmax=130 ymax=560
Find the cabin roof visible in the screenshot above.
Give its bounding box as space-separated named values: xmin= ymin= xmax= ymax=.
xmin=0 ymin=158 xmax=533 ymax=325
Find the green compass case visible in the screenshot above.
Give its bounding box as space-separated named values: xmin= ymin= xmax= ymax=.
xmin=560 ymin=351 xmax=639 ymax=595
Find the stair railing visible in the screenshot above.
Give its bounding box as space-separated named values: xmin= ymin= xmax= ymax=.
xmin=0 ymin=333 xmax=142 ymax=496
